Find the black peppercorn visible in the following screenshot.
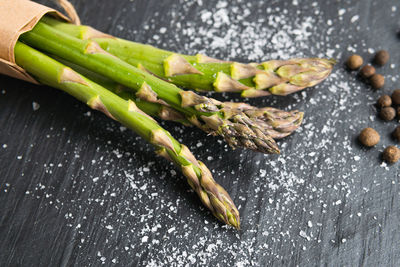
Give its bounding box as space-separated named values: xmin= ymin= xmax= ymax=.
xmin=370 ymin=74 xmax=384 ymax=89
xmin=377 ymin=95 xmax=392 ymax=108
xmin=382 ymin=146 xmax=400 ymax=164
xmin=393 ymin=126 xmax=400 ymax=142
xmin=358 ymin=127 xmax=380 ymax=147
xmin=380 ymin=107 xmax=396 ymax=121
xmin=360 ymin=64 xmax=376 ymax=78
xmin=391 ymin=89 xmax=400 ymax=105
xmin=346 ymin=54 xmax=363 ymax=70
xmin=374 ymin=50 xmax=390 ymax=66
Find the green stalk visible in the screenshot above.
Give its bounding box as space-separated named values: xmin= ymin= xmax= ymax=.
xmin=54 ymin=56 xmax=190 ymax=125
xmin=14 ymin=41 xmax=240 ymax=229
xmin=41 ymin=16 xmax=335 ymax=98
xmin=56 ymin=56 xmax=303 ymax=140
xmin=20 ymin=21 xmax=280 ymax=154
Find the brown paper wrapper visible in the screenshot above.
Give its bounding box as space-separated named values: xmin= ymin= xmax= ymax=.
xmin=0 ymin=0 xmax=69 ymax=83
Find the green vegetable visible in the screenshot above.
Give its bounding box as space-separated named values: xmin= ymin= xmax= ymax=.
xmin=14 ymin=41 xmax=240 ymax=229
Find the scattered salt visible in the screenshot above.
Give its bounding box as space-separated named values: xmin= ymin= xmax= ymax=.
xmin=14 ymin=1 xmax=399 ymax=265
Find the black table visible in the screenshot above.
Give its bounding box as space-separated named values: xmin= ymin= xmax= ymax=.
xmin=1 ymin=0 xmax=399 ymax=266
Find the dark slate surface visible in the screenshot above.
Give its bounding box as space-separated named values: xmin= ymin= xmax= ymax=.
xmin=1 ymin=0 xmax=400 ymax=266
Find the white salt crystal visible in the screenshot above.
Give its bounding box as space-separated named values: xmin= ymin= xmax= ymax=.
xmin=350 ymin=15 xmax=359 ymax=23
xmin=32 ymin=101 xmax=40 ymax=111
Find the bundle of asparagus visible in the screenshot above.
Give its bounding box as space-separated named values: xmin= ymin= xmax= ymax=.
xmin=6 ymin=9 xmax=334 ymax=228
xmin=42 ymin=16 xmax=335 ymax=98
xmin=14 ymin=41 xmax=240 ymax=229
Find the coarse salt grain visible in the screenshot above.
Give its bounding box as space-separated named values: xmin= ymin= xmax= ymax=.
xmin=32 ymin=101 xmax=40 ymax=111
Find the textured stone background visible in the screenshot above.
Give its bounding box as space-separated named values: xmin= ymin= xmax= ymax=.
xmin=1 ymin=0 xmax=399 ymax=266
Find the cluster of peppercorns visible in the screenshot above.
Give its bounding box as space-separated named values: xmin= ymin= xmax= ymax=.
xmin=346 ymin=50 xmax=389 ymax=89
xmin=358 ymin=127 xmax=400 ymax=164
xmin=358 ymin=91 xmax=400 ymax=164
xmin=350 ymin=50 xmax=400 ymax=164
xmin=377 ymin=90 xmax=400 ymax=121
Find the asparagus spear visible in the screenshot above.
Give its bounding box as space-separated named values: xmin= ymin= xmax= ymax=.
xmin=20 ymin=21 xmax=280 ymax=154
xmin=53 ymin=56 xmax=191 ymax=125
xmin=14 ymin=41 xmax=240 ymax=229
xmin=55 ymin=57 xmax=303 ymax=140
xmin=41 ymin=16 xmax=335 ymax=98
xmin=117 ymin=89 xmax=303 ymax=139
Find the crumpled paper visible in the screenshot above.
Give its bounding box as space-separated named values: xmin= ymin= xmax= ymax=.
xmin=0 ymin=0 xmax=68 ymax=83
